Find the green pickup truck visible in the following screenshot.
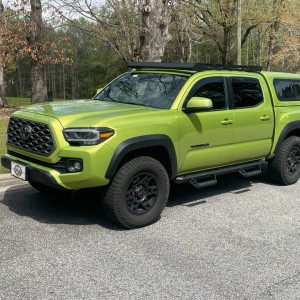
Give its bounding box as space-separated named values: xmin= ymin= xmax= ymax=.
xmin=2 ymin=62 xmax=300 ymax=228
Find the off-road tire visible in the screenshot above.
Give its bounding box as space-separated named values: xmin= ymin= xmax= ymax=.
xmin=103 ymin=156 xmax=170 ymax=229
xmin=269 ymin=136 xmax=300 ymax=185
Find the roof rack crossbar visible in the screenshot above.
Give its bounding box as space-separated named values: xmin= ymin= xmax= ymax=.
xmin=127 ymin=62 xmax=262 ymax=73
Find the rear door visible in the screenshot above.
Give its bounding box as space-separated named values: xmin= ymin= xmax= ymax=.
xmin=230 ymin=75 xmax=274 ymax=163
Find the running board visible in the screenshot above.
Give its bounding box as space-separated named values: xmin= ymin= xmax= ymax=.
xmin=238 ymin=165 xmax=262 ymax=178
xmin=175 ymin=160 xmax=266 ymax=189
xmin=190 ymin=175 xmax=217 ymax=189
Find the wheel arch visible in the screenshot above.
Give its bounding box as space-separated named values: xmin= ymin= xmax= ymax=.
xmin=274 ymin=121 xmax=300 ymax=154
xmin=105 ymin=135 xmax=177 ymax=180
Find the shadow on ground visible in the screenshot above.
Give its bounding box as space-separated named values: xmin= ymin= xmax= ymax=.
xmin=168 ymin=164 xmax=274 ymax=207
xmin=1 ymin=166 xmax=275 ymax=229
xmin=1 ymin=186 xmax=122 ymax=230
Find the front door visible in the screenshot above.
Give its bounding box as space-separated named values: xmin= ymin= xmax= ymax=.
xmin=178 ymin=76 xmax=234 ymax=173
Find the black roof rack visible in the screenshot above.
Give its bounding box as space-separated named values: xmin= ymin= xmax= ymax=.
xmin=127 ymin=62 xmax=262 ymax=73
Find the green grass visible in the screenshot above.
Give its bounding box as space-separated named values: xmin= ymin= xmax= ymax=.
xmin=0 ymin=97 xmax=67 ymax=174
xmin=7 ymin=97 xmax=31 ymax=107
xmin=0 ymin=97 xmax=31 ymax=174
xmin=0 ymin=117 xmax=9 ymax=174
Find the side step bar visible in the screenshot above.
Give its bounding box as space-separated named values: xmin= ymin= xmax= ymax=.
xmin=175 ymin=160 xmax=266 ymax=189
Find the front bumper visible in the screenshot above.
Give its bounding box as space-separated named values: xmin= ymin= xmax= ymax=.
xmin=1 ymin=155 xmax=66 ymax=191
xmin=1 ymin=143 xmax=114 ymax=190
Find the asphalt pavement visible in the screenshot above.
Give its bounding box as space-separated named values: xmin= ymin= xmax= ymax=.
xmin=1 ymin=171 xmax=300 ymax=299
xmin=0 ymin=173 xmax=29 ymax=193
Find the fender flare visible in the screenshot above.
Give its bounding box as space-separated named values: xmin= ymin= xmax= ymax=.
xmin=274 ymin=121 xmax=300 ymax=154
xmin=105 ymin=134 xmax=177 ymax=179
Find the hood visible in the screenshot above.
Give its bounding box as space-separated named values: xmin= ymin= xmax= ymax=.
xmin=21 ymin=100 xmax=159 ymax=128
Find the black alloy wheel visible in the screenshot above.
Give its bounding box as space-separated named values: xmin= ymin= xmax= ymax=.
xmin=286 ymin=146 xmax=300 ymax=175
xmin=103 ymin=156 xmax=170 ymax=229
xmin=126 ymin=172 xmax=158 ymax=215
xmin=269 ymin=136 xmax=300 ymax=185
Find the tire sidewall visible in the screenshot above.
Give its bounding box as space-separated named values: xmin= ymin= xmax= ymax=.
xmin=111 ymin=157 xmax=169 ymax=228
xmin=281 ymin=138 xmax=300 ymax=184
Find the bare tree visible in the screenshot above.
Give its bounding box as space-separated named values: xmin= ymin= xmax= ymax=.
xmin=266 ymin=0 xmax=287 ymax=71
xmin=0 ymin=0 xmax=8 ymax=107
xmin=52 ymin=0 xmax=141 ymax=63
xmin=54 ymin=0 xmax=173 ymax=63
xmin=237 ymin=0 xmax=241 ymax=64
xmin=188 ymin=0 xmax=258 ymax=64
xmin=267 ymin=0 xmax=300 ymax=71
xmin=139 ymin=0 xmax=172 ymax=61
xmin=27 ymin=0 xmax=48 ymax=103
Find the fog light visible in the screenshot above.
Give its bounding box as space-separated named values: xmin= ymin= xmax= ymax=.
xmin=66 ymin=159 xmax=83 ymax=173
xmin=74 ymin=161 xmax=82 ymax=171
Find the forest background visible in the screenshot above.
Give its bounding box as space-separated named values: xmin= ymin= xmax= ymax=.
xmin=0 ymin=0 xmax=300 ymax=106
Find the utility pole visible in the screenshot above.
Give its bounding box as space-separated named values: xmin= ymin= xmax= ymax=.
xmin=237 ymin=0 xmax=242 ymax=65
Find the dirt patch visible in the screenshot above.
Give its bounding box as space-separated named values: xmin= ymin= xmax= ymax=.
xmin=0 ymin=108 xmax=16 ymax=118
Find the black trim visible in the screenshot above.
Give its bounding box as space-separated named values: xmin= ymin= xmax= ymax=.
xmin=175 ymin=160 xmax=266 ymax=183
xmin=7 ymin=116 xmax=56 ymax=157
xmin=225 ymin=77 xmax=234 ymax=109
xmin=274 ymin=121 xmax=300 ymax=154
xmin=1 ymin=155 xmax=66 ymax=191
xmin=128 ymin=62 xmax=262 ymax=72
xmin=105 ymin=135 xmax=177 ymax=180
xmin=27 ymin=167 xmax=66 ymax=191
xmin=7 ymin=150 xmax=82 ymax=174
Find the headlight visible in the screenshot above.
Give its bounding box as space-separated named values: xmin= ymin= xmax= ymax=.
xmin=63 ymin=128 xmax=114 ymax=145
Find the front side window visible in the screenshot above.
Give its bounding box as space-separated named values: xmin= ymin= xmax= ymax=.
xmin=188 ymin=77 xmax=227 ymax=110
xmin=94 ymin=72 xmax=188 ymax=109
xmin=274 ymin=79 xmax=300 ymax=101
xmin=232 ymin=77 xmax=263 ymax=108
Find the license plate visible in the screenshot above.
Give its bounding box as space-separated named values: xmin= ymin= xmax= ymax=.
xmin=11 ymin=161 xmax=26 ymax=181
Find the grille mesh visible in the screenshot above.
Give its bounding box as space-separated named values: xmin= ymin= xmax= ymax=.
xmin=7 ymin=117 xmax=55 ymax=156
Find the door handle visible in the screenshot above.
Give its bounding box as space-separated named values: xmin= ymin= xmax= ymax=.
xmin=221 ymin=119 xmax=233 ymax=125
xmin=260 ymin=115 xmax=270 ymax=121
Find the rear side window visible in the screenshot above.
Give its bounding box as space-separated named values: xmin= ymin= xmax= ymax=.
xmin=232 ymin=77 xmax=263 ymax=108
xmin=274 ymin=80 xmax=300 ymax=101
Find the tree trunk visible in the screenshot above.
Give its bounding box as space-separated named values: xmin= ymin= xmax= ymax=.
xmin=237 ymin=0 xmax=242 ymax=65
xmin=221 ymin=27 xmax=231 ymax=64
xmin=31 ymin=61 xmax=47 ymax=103
xmin=139 ymin=0 xmax=172 ymax=62
xmin=266 ymin=0 xmax=285 ymax=71
xmin=0 ymin=0 xmax=9 ymax=108
xmin=29 ymin=0 xmax=47 ymax=103
xmin=0 ymin=67 xmax=9 ymax=108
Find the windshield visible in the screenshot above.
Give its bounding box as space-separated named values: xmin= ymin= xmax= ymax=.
xmin=94 ymin=72 xmax=188 ymax=109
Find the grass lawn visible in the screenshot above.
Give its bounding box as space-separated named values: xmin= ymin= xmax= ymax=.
xmin=0 ymin=97 xmax=31 ymax=174
xmin=0 ymin=97 xmax=69 ymax=174
xmin=0 ymin=117 xmax=9 ymax=174
xmin=7 ymin=97 xmax=31 ymax=108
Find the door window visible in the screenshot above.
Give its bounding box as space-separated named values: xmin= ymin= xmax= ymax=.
xmin=187 ymin=77 xmax=227 ymax=110
xmin=232 ymin=77 xmax=263 ymax=108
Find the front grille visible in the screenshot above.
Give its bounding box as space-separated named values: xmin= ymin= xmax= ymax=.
xmin=7 ymin=117 xmax=55 ymax=156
